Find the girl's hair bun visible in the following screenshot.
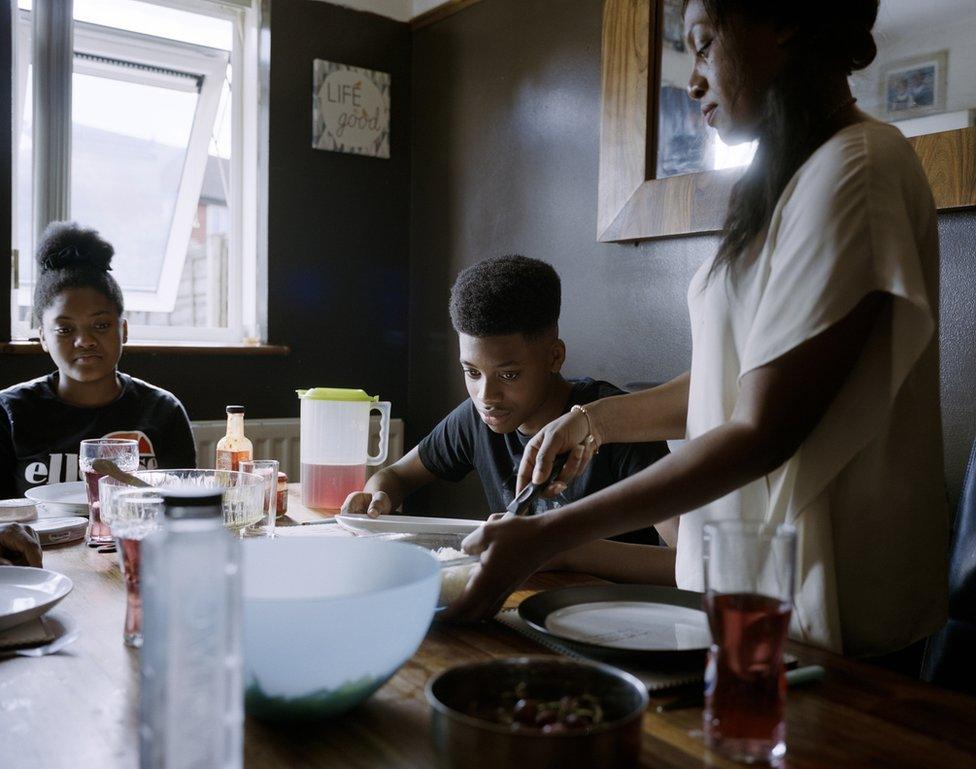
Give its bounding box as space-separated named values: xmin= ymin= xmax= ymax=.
xmin=35 ymin=221 xmax=114 ymax=273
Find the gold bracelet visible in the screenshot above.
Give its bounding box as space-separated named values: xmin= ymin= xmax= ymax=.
xmin=570 ymin=404 xmax=600 ymax=454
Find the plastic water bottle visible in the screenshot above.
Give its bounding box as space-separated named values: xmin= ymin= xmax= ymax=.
xmin=139 ymin=489 xmax=243 ymax=769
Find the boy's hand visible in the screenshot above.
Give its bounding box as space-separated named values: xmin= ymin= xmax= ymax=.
xmin=0 ymin=523 xmax=43 ymax=567
xmin=340 ymin=491 xmax=392 ymax=518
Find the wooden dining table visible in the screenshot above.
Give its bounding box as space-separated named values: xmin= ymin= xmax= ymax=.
xmin=3 ymin=487 xmax=976 ymax=769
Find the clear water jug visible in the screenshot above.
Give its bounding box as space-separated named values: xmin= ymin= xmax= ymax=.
xmin=297 ymin=388 xmax=391 ymax=511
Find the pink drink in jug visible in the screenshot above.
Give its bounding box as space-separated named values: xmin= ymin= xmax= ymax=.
xmin=297 ymin=388 xmax=391 ymax=512
xmin=300 ymin=464 xmax=367 ymax=510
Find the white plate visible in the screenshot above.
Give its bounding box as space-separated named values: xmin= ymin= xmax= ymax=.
xmin=0 ymin=499 xmax=37 ymax=523
xmin=28 ymin=517 xmax=88 ymax=547
xmin=25 ymin=482 xmax=89 ymax=516
xmin=334 ymin=513 xmax=484 ymax=536
xmin=519 ymin=585 xmax=712 ymax=653
xmin=544 ymin=601 xmax=711 ymax=652
xmin=0 ymin=566 xmax=74 ymax=632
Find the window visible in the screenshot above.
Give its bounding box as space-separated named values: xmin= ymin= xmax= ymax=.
xmin=11 ymin=0 xmax=265 ymax=344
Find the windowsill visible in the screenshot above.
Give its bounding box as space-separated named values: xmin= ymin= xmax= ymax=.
xmin=0 ymin=341 xmax=291 ymax=356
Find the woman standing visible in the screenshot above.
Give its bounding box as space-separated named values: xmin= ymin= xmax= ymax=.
xmin=447 ymin=0 xmax=949 ymax=662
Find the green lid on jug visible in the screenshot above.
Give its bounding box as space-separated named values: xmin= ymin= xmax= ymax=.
xmin=296 ymin=388 xmax=378 ymax=402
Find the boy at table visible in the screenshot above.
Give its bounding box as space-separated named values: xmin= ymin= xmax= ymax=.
xmin=0 ymin=222 xmax=196 ymax=500
xmin=342 ymin=255 xmax=677 ymax=584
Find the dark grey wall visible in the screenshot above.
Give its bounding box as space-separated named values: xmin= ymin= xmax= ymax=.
xmin=408 ymin=0 xmax=976 ymax=514
xmin=1 ymin=0 xmax=972 ymax=510
xmin=0 ymin=5 xmax=10 ymax=336
xmin=0 ymin=0 xmax=412 ymax=425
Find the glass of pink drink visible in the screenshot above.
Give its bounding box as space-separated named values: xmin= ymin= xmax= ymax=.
xmin=80 ymin=439 xmax=140 ymax=547
xmin=702 ymin=521 xmax=796 ymax=767
xmin=99 ymin=480 xmax=162 ymax=647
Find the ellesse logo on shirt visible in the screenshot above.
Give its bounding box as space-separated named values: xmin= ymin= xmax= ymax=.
xmin=23 ymin=430 xmax=159 ymax=485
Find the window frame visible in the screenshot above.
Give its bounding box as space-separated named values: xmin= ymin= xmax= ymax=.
xmin=9 ymin=0 xmax=265 ymax=345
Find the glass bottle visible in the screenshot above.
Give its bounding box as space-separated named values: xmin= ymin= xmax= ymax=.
xmin=139 ymin=489 xmax=243 ymax=769
xmin=216 ymin=405 xmax=253 ymax=471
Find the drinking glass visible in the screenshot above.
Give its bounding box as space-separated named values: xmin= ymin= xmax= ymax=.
xmin=99 ymin=481 xmax=163 ymax=647
xmin=702 ymin=521 xmax=797 ymax=767
xmin=80 ymin=438 xmax=140 ymax=547
xmin=240 ymin=459 xmax=279 ymax=538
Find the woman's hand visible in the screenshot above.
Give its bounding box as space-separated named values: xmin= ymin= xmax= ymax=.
xmin=438 ymin=514 xmax=555 ymax=622
xmin=0 ymin=523 xmax=43 ymax=567
xmin=516 ymin=411 xmax=599 ymax=497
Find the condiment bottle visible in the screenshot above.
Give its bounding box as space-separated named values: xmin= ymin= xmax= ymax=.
xmin=276 ymin=472 xmax=288 ymax=517
xmin=216 ymin=405 xmax=253 ymax=471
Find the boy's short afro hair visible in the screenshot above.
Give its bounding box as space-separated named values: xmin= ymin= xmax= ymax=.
xmin=449 ymin=255 xmax=560 ymax=338
xmin=33 ymin=221 xmax=124 ymax=318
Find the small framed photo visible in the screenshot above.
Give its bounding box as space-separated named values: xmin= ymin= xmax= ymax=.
xmin=883 ymin=50 xmax=947 ymax=119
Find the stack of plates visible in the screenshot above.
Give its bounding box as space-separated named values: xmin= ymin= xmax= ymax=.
xmin=1 ymin=485 xmax=81 ymax=643
xmin=21 ymin=483 xmax=89 ymax=546
xmin=25 ymin=482 xmax=89 ymax=518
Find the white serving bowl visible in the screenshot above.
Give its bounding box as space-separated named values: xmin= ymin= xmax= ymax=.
xmin=242 ymin=537 xmax=440 ymax=720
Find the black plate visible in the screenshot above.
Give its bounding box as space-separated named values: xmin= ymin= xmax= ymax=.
xmin=518 ymin=584 xmax=710 ymax=659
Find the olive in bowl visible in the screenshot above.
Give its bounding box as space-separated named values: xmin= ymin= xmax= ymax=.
xmin=426 ymin=657 xmax=648 ymax=769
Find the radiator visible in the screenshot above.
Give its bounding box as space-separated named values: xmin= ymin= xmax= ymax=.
xmin=191 ymin=417 xmax=404 ymax=480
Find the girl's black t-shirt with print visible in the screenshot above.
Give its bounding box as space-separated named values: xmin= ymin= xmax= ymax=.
xmin=418 ymin=378 xmax=669 ymax=544
xmin=0 ymin=372 xmax=197 ymax=498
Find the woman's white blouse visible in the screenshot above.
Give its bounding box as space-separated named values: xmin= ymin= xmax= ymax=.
xmin=678 ymin=120 xmax=949 ymax=656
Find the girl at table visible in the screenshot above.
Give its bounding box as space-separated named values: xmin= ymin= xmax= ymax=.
xmin=0 ymin=222 xmax=196 ymax=499
xmin=446 ymin=0 xmax=949 ymax=668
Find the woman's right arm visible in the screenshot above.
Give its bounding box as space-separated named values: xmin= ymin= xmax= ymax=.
xmin=589 ymin=371 xmax=690 ymax=444
xmin=543 ymin=539 xmax=676 ymax=586
xmin=516 ymin=372 xmax=689 ymax=494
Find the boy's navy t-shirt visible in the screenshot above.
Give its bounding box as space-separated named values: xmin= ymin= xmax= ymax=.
xmin=418 ymin=378 xmax=668 ymax=544
xmin=0 ymin=371 xmax=197 ymax=499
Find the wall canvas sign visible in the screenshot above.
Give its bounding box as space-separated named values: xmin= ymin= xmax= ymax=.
xmin=312 ymin=60 xmax=390 ymax=158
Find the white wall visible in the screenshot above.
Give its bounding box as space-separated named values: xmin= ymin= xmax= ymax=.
xmin=311 ymin=0 xmax=453 ymax=22
xmin=852 ymin=14 xmax=976 ymax=121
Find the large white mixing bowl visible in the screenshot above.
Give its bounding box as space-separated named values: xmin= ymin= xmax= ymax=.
xmin=242 ymin=537 xmax=440 ymax=720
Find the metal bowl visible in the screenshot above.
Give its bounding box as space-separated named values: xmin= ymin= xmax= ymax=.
xmin=426 ymin=656 xmax=648 ymax=769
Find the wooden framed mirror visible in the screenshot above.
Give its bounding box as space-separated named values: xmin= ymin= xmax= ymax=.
xmin=598 ymin=0 xmax=976 ymax=243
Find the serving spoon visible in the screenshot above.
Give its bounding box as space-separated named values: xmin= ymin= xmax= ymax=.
xmin=91 ymin=459 xmax=151 ymax=488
